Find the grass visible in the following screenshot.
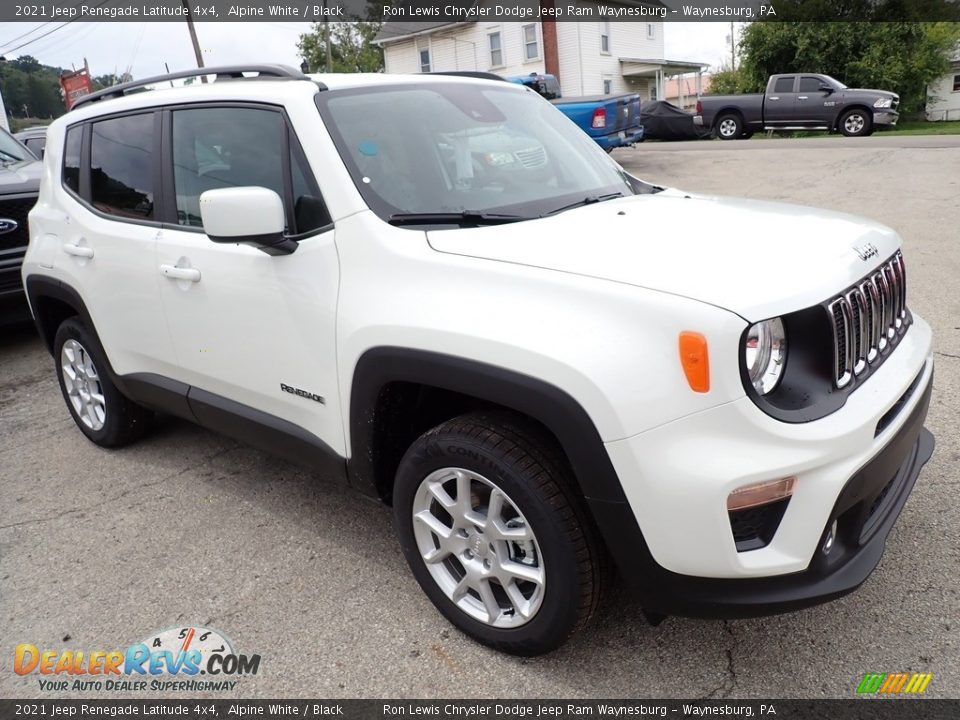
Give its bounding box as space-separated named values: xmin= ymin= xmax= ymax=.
xmin=760 ymin=120 xmax=960 ymax=139
xmin=878 ymin=120 xmax=960 ymax=135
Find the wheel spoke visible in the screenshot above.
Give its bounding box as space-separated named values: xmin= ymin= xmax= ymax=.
xmin=423 ymin=546 xmax=450 ymax=565
xmin=498 ymin=559 xmax=543 ymax=586
xmin=487 ymin=489 xmax=504 ymax=523
xmin=489 ymin=518 xmax=530 ymax=542
xmin=427 ymin=481 xmax=457 ymax=511
xmin=414 ymin=510 xmax=453 ymax=540
xmin=478 ymin=579 xmax=501 ymax=623
xmin=505 ymin=581 xmax=533 ymax=619
xmin=451 ymin=576 xmax=470 ymax=602
xmin=454 ymin=471 xmax=472 ymax=518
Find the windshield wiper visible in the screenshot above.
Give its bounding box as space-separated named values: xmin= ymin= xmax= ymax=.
xmin=388 ymin=211 xmax=530 ymax=227
xmin=541 ymin=192 xmax=624 ymax=217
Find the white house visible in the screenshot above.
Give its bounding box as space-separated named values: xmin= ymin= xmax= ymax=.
xmin=374 ymin=1 xmax=708 ymax=101
xmin=926 ymin=45 xmax=960 ymax=121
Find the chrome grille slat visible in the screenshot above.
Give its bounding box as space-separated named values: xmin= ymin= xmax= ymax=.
xmin=828 ymin=252 xmax=908 ymax=389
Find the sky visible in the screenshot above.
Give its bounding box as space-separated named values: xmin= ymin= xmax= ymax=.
xmin=0 ymin=21 xmax=735 ymax=80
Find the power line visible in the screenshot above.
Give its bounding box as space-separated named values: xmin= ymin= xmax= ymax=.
xmin=0 ymin=0 xmax=110 ymax=57
xmin=0 ymin=0 xmax=87 ymax=53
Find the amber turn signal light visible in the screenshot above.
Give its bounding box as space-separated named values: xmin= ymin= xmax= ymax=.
xmin=679 ymin=331 xmax=710 ymax=393
xmin=727 ymin=477 xmax=797 ymax=512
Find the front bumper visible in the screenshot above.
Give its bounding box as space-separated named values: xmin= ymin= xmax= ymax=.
xmin=874 ymin=109 xmax=899 ymax=126
xmin=589 ymin=315 xmax=935 ymax=617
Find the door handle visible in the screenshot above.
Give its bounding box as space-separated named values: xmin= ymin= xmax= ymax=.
xmin=63 ymin=243 xmax=94 ymax=258
xmin=159 ymin=264 xmax=201 ymax=282
xmin=769 ymin=96 xmax=780 ymax=101
xmin=798 ymin=95 xmax=809 ymax=100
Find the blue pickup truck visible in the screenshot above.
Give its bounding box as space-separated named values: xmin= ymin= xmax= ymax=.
xmin=507 ymin=73 xmax=644 ymax=150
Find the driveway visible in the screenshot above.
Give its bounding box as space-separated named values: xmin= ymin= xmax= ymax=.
xmin=1 ymin=137 xmax=957 ymax=699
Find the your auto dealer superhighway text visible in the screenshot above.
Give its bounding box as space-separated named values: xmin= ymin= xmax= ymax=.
xmin=383 ymin=4 xmax=667 ymax=18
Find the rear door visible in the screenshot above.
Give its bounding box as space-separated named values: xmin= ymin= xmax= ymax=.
xmin=51 ymin=112 xmax=177 ymax=377
xmin=763 ymin=76 xmax=798 ymax=126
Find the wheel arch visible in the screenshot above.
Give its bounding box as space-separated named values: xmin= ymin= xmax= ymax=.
xmin=348 ymin=347 xmax=629 ymax=508
xmin=713 ymin=107 xmax=746 ymax=128
xmin=24 ymin=275 xmax=92 ymax=355
xmin=836 ymin=104 xmax=873 ymax=131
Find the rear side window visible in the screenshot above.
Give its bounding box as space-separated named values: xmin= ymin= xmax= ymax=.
xmin=63 ymin=126 xmax=82 ymax=194
xmin=773 ymin=77 xmax=795 ymax=94
xmin=90 ymin=114 xmax=155 ymax=220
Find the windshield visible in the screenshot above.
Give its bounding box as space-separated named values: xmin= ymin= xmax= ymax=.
xmin=315 ymin=83 xmax=638 ymax=224
xmin=0 ymin=129 xmax=34 ymax=163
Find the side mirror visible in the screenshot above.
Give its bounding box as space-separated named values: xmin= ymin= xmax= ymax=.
xmin=199 ymin=187 xmax=297 ymax=256
xmin=819 ymin=84 xmax=834 ymax=94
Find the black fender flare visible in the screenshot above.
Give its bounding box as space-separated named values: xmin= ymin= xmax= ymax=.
xmin=348 ymin=347 xmax=656 ymax=588
xmin=24 ymin=275 xmax=98 ymax=356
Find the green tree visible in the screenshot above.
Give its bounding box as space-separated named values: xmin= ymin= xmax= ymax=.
xmin=298 ymin=21 xmax=385 ymax=74
xmin=709 ymin=65 xmax=757 ymax=95
xmin=738 ymin=18 xmax=960 ymax=113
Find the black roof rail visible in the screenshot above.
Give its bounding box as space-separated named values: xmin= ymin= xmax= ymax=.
xmin=72 ymin=64 xmax=319 ymax=110
xmin=427 ymin=71 xmax=508 ymax=82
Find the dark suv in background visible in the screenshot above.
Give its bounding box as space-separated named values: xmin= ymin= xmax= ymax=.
xmin=0 ymin=126 xmax=40 ymax=322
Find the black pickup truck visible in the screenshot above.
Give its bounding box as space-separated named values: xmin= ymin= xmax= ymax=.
xmin=694 ymin=73 xmax=899 ymax=139
xmin=0 ymin=126 xmax=41 ymax=322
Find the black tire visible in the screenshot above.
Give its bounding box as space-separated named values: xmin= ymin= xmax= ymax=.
xmin=839 ymin=108 xmax=872 ymax=137
xmin=715 ymin=113 xmax=743 ymax=140
xmin=53 ymin=317 xmax=152 ymax=448
xmin=393 ymin=411 xmax=607 ymax=656
xmin=741 ymin=131 xmax=754 ymax=140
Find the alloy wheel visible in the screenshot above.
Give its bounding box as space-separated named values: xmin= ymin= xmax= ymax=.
xmin=60 ymin=339 xmax=106 ymax=431
xmin=411 ymin=467 xmax=545 ymax=628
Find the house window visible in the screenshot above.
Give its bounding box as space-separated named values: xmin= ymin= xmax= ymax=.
xmin=603 ymin=78 xmax=612 ymax=95
xmin=600 ymin=22 xmax=610 ymax=54
xmin=647 ymin=23 xmax=656 ymax=39
xmin=523 ymin=24 xmax=539 ymax=61
xmin=489 ymin=31 xmax=503 ymax=68
xmin=417 ymin=39 xmax=430 ymax=73
xmin=649 ymin=84 xmax=658 ymax=101
xmin=954 ymin=74 xmax=960 ymax=92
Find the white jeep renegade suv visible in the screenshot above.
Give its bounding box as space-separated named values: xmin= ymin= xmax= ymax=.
xmin=22 ymin=66 xmax=935 ymax=655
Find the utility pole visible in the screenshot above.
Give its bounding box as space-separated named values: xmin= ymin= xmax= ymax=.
xmin=181 ymin=0 xmax=207 ymax=81
xmin=730 ymin=21 xmax=736 ymax=70
xmin=324 ymin=4 xmax=332 ymax=73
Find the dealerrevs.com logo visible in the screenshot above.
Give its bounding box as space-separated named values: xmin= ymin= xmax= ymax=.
xmin=856 ymin=672 xmax=934 ymax=695
xmin=14 ymin=625 xmax=261 ymax=692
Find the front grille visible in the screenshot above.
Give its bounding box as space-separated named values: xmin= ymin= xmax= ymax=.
xmin=0 ymin=195 xmax=35 ymax=252
xmin=514 ymin=147 xmax=547 ymax=169
xmin=827 ymin=251 xmax=908 ymax=389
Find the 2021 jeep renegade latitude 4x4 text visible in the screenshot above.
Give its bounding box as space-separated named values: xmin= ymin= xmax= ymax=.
xmin=22 ymin=66 xmax=935 ymax=655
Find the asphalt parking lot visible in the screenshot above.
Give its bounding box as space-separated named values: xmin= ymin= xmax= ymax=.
xmin=2 ymin=134 xmax=958 ymax=699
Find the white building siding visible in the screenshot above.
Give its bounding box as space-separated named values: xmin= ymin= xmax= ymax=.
xmin=926 ymin=62 xmax=960 ymax=121
xmin=380 ymin=11 xmax=666 ymax=98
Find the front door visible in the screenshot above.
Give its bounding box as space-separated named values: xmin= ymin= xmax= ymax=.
xmin=796 ymin=76 xmax=837 ymax=127
xmin=154 ymin=104 xmax=344 ymax=458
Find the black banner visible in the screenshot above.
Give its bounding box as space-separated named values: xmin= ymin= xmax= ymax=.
xmin=2 ymin=0 xmax=960 ymax=23
xmin=1 ymin=700 xmax=959 ymax=720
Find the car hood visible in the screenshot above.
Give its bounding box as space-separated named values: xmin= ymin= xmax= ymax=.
xmin=843 ymin=88 xmax=898 ymax=99
xmin=0 ymin=159 xmax=42 ymax=192
xmin=426 ymin=191 xmax=902 ymax=321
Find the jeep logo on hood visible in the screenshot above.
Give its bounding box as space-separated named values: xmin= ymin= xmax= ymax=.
xmin=0 ymin=218 xmax=19 ymax=235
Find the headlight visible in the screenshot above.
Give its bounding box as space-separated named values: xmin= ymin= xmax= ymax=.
xmin=744 ymin=318 xmax=787 ymax=395
xmin=874 ymin=98 xmax=893 ymax=108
